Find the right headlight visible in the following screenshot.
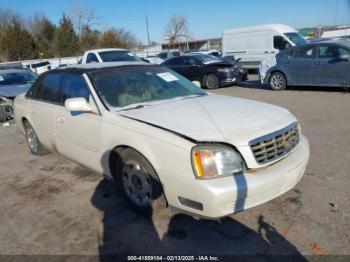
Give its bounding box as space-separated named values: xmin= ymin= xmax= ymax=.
xmin=191 ymin=145 xmax=245 ymax=179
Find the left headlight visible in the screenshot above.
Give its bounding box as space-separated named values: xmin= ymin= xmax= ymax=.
xmin=191 ymin=145 xmax=245 ymax=179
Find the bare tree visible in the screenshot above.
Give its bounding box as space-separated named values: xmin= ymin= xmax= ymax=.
xmin=164 ymin=15 xmax=189 ymax=45
xmin=0 ymin=8 xmax=22 ymax=30
xmin=69 ymin=0 xmax=98 ymax=36
xmin=114 ymin=28 xmax=138 ymax=49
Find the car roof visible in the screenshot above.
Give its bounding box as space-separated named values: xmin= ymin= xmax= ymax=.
xmin=318 ymin=39 xmax=350 ymax=48
xmin=224 ymin=24 xmax=297 ymax=35
xmin=49 ymin=61 xmax=151 ymax=74
xmin=0 ymin=68 xmax=32 ymax=74
xmin=87 ymin=48 xmax=128 ymax=53
xmin=293 ymin=39 xmax=350 ymax=48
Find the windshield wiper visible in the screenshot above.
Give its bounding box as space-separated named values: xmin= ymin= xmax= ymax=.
xmin=117 ymin=104 xmax=150 ymax=112
xmin=182 ymin=94 xmax=207 ymax=100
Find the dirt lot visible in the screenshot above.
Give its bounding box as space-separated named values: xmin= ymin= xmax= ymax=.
xmin=0 ymin=75 xmax=349 ymax=259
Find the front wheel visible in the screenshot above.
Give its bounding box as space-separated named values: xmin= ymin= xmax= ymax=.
xmin=24 ymin=121 xmax=48 ymax=155
xmin=204 ymin=73 xmax=220 ymax=89
xmin=115 ymin=148 xmax=166 ymax=215
xmin=269 ymin=72 xmax=287 ymax=91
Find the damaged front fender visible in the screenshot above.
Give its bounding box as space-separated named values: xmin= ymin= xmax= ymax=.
xmin=0 ymin=96 xmax=14 ymax=122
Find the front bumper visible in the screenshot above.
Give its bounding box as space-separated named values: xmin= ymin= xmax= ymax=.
xmin=162 ymin=135 xmax=310 ymax=219
xmin=239 ymin=68 xmax=248 ymax=81
xmin=218 ymin=70 xmax=241 ymax=85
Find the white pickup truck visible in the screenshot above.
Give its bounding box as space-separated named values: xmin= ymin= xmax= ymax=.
xmin=81 ymin=48 xmax=141 ymax=64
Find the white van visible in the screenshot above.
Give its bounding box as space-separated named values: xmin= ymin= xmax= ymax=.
xmin=222 ymin=24 xmax=308 ymax=69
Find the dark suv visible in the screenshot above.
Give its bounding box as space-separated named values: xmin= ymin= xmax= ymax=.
xmin=162 ymin=54 xmax=242 ymax=89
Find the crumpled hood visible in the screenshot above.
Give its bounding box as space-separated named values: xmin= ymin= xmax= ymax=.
xmin=0 ymin=83 xmax=32 ymax=97
xmin=120 ymin=94 xmax=297 ymax=146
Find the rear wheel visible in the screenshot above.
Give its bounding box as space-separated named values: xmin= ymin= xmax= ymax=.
xmin=204 ymin=73 xmax=220 ymax=89
xmin=269 ymin=72 xmax=287 ymax=91
xmin=114 ymin=148 xmax=166 ymax=215
xmin=24 ymin=121 xmax=47 ymax=155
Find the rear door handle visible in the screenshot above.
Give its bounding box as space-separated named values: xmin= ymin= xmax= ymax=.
xmin=264 ymin=51 xmax=269 ymax=54
xmin=313 ymin=61 xmax=321 ymax=66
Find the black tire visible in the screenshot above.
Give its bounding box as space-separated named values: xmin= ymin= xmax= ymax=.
xmin=114 ymin=148 xmax=166 ymax=215
xmin=24 ymin=121 xmax=48 ymax=155
xmin=269 ymin=72 xmax=287 ymax=91
xmin=204 ymin=73 xmax=220 ymax=89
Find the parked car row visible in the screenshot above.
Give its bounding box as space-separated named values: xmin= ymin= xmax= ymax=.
xmin=82 ymin=48 xmax=249 ymax=89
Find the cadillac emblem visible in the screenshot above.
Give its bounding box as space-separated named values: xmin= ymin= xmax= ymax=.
xmin=283 ymin=139 xmax=291 ymax=150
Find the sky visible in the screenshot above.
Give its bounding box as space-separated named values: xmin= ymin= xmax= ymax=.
xmin=1 ymin=0 xmax=350 ymax=44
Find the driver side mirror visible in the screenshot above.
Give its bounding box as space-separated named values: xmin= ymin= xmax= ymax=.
xmin=65 ymin=97 xmax=93 ymax=112
xmin=192 ymin=81 xmax=201 ymax=87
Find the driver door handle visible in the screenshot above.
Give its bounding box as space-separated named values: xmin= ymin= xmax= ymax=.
xmin=57 ymin=117 xmax=65 ymax=123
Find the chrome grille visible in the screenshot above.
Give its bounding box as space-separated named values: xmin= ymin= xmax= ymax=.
xmin=249 ymin=122 xmax=300 ymax=164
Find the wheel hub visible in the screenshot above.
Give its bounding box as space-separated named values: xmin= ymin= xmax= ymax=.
xmin=271 ymin=75 xmax=283 ymax=88
xmin=122 ymin=162 xmax=152 ymax=207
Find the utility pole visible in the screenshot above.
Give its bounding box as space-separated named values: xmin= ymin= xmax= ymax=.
xmin=335 ymin=0 xmax=339 ymax=26
xmin=146 ymin=16 xmax=150 ymax=46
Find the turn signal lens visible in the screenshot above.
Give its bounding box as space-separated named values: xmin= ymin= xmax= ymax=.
xmin=191 ymin=145 xmax=244 ymax=179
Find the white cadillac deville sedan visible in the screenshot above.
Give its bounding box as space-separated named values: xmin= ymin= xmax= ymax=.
xmin=14 ymin=62 xmax=310 ymax=218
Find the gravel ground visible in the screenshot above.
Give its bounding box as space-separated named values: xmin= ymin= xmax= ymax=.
xmin=0 ymin=75 xmax=349 ymax=259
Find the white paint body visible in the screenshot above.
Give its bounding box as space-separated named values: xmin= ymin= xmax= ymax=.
xmin=14 ymin=62 xmax=310 ymax=218
xmin=222 ymin=24 xmax=298 ymax=69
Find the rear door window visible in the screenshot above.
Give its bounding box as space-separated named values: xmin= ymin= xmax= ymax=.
xmin=318 ymin=45 xmax=350 ymax=59
xmin=185 ymin=57 xmax=199 ymax=66
xmin=40 ymin=73 xmax=62 ymax=103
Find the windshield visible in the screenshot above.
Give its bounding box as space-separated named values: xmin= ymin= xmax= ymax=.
xmin=194 ymin=54 xmax=222 ymax=64
xmin=89 ymin=66 xmax=206 ymax=109
xmin=284 ymin=32 xmax=308 ymax=46
xmin=0 ymin=71 xmax=36 ymax=86
xmin=98 ymin=51 xmax=141 ymax=62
